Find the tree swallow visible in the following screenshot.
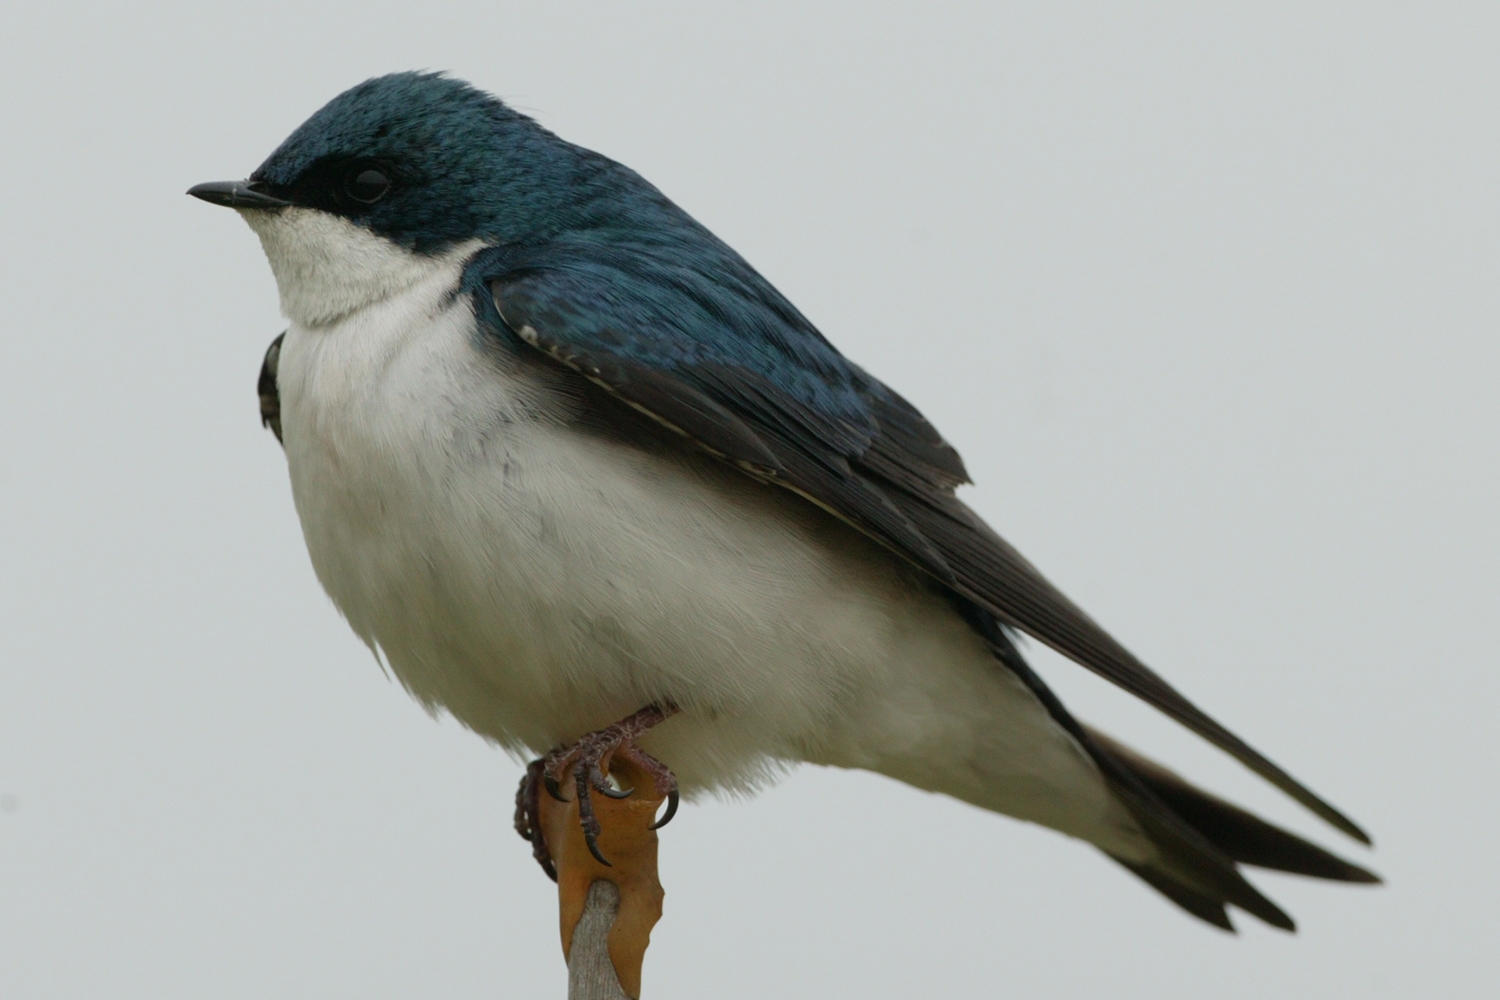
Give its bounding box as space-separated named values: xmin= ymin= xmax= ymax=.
xmin=190 ymin=72 xmax=1375 ymax=931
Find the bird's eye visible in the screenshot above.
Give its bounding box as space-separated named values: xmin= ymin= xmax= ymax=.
xmin=345 ymin=167 xmax=391 ymax=204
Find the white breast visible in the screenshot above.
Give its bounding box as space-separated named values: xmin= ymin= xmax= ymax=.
xmin=242 ymin=206 xmax=1144 ymax=857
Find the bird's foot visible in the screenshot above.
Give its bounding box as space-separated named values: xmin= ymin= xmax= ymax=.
xmin=515 ymin=703 xmax=679 ymax=877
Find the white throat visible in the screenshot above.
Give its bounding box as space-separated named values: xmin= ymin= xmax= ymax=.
xmin=239 ymin=206 xmax=484 ymax=326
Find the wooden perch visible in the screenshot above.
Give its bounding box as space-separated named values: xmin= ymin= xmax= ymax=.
xmin=567 ymin=881 xmax=632 ymax=1000
xmin=538 ymin=752 xmax=667 ymax=999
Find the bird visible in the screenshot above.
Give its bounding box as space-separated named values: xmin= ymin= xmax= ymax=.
xmin=192 ymin=71 xmax=1376 ymax=932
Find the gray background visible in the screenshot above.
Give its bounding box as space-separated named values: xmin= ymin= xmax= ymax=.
xmin=1 ymin=3 xmax=1494 ymax=997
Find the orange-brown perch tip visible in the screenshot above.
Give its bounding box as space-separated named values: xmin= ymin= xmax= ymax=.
xmin=540 ymin=751 xmax=666 ymax=999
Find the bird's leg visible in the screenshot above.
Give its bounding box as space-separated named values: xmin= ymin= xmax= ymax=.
xmin=516 ymin=703 xmax=679 ymax=873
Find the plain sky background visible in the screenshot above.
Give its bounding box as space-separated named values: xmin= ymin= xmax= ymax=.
xmin=1 ymin=3 xmax=1495 ymax=997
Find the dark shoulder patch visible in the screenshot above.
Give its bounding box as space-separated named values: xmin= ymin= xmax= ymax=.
xmin=259 ymin=331 xmax=285 ymax=444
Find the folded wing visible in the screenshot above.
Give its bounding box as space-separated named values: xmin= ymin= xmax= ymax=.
xmin=481 ymin=250 xmax=1367 ymax=847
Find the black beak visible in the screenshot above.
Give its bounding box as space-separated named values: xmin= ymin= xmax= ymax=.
xmin=187 ymin=180 xmax=290 ymax=209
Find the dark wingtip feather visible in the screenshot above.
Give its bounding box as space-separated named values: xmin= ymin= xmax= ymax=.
xmin=1315 ymin=802 xmax=1372 ymax=846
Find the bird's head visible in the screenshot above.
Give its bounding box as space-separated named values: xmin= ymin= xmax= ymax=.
xmin=190 ymin=72 xmax=613 ymax=325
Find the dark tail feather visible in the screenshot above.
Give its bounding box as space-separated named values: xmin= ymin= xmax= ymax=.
xmin=1112 ymin=859 xmax=1234 ymax=931
xmin=1104 ymin=771 xmax=1297 ymax=931
xmin=1088 ymin=727 xmax=1380 ymax=930
xmin=1088 ymin=727 xmax=1381 ymax=884
xmin=964 ymin=607 xmax=1376 ymax=932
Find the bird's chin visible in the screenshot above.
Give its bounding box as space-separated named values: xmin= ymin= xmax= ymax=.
xmin=237 ymin=205 xmax=471 ymax=328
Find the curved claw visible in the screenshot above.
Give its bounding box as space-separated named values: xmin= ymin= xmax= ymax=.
xmin=575 ymin=769 xmax=615 ymax=867
xmin=582 ymin=828 xmax=614 ymax=867
xmin=543 ymin=774 xmax=568 ymax=802
xmin=649 ymin=788 xmax=680 ymax=830
xmin=593 ymin=768 xmax=635 ymax=799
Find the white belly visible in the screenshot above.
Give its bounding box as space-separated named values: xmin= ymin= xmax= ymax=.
xmin=264 ymin=228 xmax=1141 ymax=854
